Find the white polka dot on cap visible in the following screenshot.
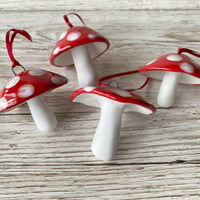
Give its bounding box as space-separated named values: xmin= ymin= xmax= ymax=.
xmin=5 ymin=76 xmax=20 ymax=89
xmin=53 ymin=47 xmax=61 ymax=55
xmin=167 ymin=54 xmax=183 ymax=61
xmin=84 ymin=86 xmax=96 ymax=92
xmin=112 ymin=88 xmax=133 ymax=97
xmin=88 ymin=34 xmax=96 ymax=39
xmin=147 ymin=59 xmax=157 ymax=65
xmin=59 ymin=31 xmax=68 ymax=40
xmin=18 ymin=84 xmax=35 ymax=98
xmin=180 ymin=62 xmax=194 ymax=73
xmin=66 ymin=32 xmax=81 ymax=41
xmin=60 ymin=45 xmax=71 ymax=51
xmin=0 ymin=97 xmax=8 ymax=110
xmin=29 ymin=69 xmax=46 ymax=76
xmin=51 ymin=76 xmax=67 ymax=84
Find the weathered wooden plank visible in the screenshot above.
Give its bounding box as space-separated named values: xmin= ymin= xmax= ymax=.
xmin=0 ymin=10 xmax=199 ymax=81
xmin=0 ymin=9 xmax=199 ymax=165
xmin=0 ymin=10 xmax=199 ymax=73
xmin=0 ymin=11 xmax=199 ymax=113
xmin=0 ymin=105 xmax=200 ymax=165
xmin=0 ymin=0 xmax=199 ymax=11
xmin=0 ymin=1 xmax=200 ymax=200
xmin=0 ymin=75 xmax=200 ymax=114
xmin=0 ymin=164 xmax=199 ymax=199
xmin=0 ymin=10 xmax=199 ymax=44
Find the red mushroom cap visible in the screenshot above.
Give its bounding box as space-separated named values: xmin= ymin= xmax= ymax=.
xmin=138 ymin=53 xmax=200 ymax=84
xmin=50 ymin=26 xmax=110 ymax=67
xmin=70 ymin=86 xmax=156 ymax=114
xmin=0 ymin=69 xmax=67 ymax=112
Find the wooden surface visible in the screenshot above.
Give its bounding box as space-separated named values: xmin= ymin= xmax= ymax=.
xmin=0 ymin=1 xmax=200 ymax=199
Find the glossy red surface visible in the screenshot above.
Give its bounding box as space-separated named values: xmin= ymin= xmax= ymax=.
xmin=70 ymin=86 xmax=156 ymax=114
xmin=139 ymin=53 xmax=200 ymax=78
xmin=50 ymin=25 xmax=110 ymax=67
xmin=0 ymin=69 xmax=67 ymax=112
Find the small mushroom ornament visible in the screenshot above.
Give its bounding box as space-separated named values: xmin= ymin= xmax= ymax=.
xmin=0 ymin=29 xmax=67 ymax=132
xmin=138 ymin=48 xmax=200 ymax=107
xmin=71 ymin=86 xmax=155 ymax=161
xmin=50 ymin=13 xmax=110 ymax=87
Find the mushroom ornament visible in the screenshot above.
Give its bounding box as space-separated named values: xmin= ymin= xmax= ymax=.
xmin=70 ymin=86 xmax=155 ymax=161
xmin=138 ymin=48 xmax=200 ymax=107
xmin=50 ymin=13 xmax=110 ymax=87
xmin=0 ymin=29 xmax=67 ymax=132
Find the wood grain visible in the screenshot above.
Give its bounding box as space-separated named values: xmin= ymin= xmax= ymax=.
xmin=0 ymin=0 xmax=199 ymax=11
xmin=1 ymin=105 xmax=200 ymax=165
xmin=0 ymin=1 xmax=200 ymax=199
xmin=0 ymin=164 xmax=200 ymax=199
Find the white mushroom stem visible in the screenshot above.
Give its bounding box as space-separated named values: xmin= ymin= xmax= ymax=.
xmin=27 ymin=96 xmax=57 ymax=132
xmin=91 ymin=100 xmax=124 ymax=161
xmin=157 ymin=71 xmax=181 ymax=108
xmin=71 ymin=45 xmax=98 ymax=87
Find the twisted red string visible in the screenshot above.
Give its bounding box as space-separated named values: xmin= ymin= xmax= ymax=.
xmin=178 ymin=47 xmax=200 ymax=58
xmin=6 ymin=29 xmax=32 ymax=68
xmin=100 ymin=47 xmax=200 ymax=91
xmin=63 ymin=12 xmax=86 ymax=28
xmin=99 ymin=70 xmax=150 ymax=91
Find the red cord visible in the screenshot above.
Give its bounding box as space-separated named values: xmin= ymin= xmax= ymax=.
xmin=63 ymin=13 xmax=86 ymax=28
xmin=99 ymin=70 xmax=150 ymax=91
xmin=178 ymin=47 xmax=200 ymax=58
xmin=6 ymin=29 xmax=32 ymax=68
xmin=99 ymin=48 xmax=200 ymax=92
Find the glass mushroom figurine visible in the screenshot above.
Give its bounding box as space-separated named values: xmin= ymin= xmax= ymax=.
xmin=0 ymin=29 xmax=68 ymax=132
xmin=50 ymin=13 xmax=110 ymax=87
xmin=138 ymin=48 xmax=200 ymax=107
xmin=71 ymin=86 xmax=156 ymax=161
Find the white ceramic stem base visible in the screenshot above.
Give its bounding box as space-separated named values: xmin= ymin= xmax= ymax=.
xmin=71 ymin=45 xmax=98 ymax=87
xmin=27 ymin=96 xmax=57 ymax=132
xmin=92 ymin=101 xmax=124 ymax=161
xmin=157 ymin=71 xmax=181 ymax=108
